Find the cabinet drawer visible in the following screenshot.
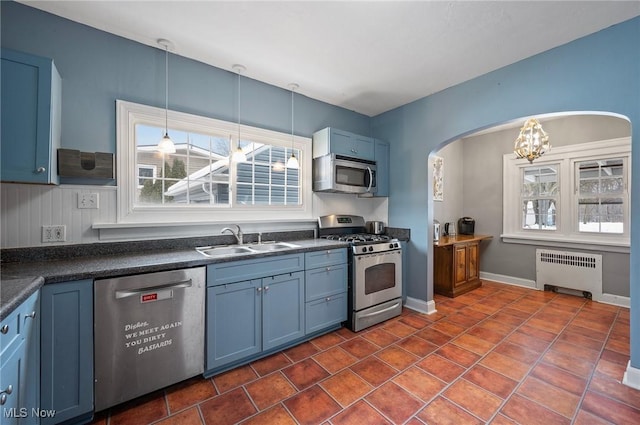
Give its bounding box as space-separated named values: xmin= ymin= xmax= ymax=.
xmin=0 ymin=291 xmax=38 ymax=357
xmin=305 ymin=264 xmax=347 ymax=301
xmin=306 ymin=292 xmax=347 ymax=334
xmin=207 ymin=253 xmax=304 ymax=286
xmin=305 ymin=248 xmax=347 ymax=269
xmin=0 ymin=308 xmax=21 ymax=357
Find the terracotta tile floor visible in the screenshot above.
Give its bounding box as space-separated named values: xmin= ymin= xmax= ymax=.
xmin=91 ymin=281 xmax=639 ymax=425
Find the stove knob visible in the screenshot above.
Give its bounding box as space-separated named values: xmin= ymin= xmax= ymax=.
xmin=389 ymin=243 xmax=394 ymax=249
xmin=368 ymin=246 xmax=374 ymax=252
xmin=361 ymin=247 xmax=367 ymax=253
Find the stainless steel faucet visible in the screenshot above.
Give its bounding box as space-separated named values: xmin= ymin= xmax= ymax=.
xmin=221 ymin=224 xmax=243 ymax=245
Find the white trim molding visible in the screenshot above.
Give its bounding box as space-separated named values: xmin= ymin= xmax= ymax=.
xmin=480 ymin=272 xmax=537 ymax=289
xmin=623 ymin=361 xmax=640 ymax=390
xmin=404 ymin=297 xmax=437 ymax=315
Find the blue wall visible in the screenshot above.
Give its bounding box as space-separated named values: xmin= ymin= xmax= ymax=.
xmin=0 ymin=1 xmax=371 ymax=155
xmin=372 ymin=17 xmax=640 ymax=369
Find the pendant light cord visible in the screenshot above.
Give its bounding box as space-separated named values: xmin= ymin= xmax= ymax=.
xmin=164 ymin=43 xmax=169 ymax=135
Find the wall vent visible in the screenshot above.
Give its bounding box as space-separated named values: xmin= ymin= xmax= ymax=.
xmin=536 ymin=249 xmax=602 ymax=300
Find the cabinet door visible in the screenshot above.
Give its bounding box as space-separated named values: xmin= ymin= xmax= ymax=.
xmin=1 ymin=49 xmax=60 ymax=184
xmin=206 ymin=280 xmax=261 ymax=370
xmin=350 ymin=134 xmax=375 ymax=160
xmin=453 ymin=245 xmax=468 ymax=287
xmin=40 ymin=280 xmax=93 ymax=425
xmin=374 ymin=139 xmax=390 ymax=197
xmin=21 ymin=292 xmax=40 ymax=425
xmin=467 ymin=242 xmax=479 ymax=281
xmin=0 ymin=340 xmax=22 ymax=425
xmin=262 ymin=272 xmax=305 ymax=351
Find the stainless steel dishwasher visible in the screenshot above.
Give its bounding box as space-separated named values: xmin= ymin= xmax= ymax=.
xmin=94 ymin=267 xmax=205 ymax=411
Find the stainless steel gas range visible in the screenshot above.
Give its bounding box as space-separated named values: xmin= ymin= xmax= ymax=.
xmin=318 ymin=215 xmax=403 ymax=331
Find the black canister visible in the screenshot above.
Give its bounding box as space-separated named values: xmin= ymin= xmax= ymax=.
xmin=458 ymin=217 xmax=475 ymax=235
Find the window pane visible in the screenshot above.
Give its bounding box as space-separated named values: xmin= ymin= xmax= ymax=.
xmin=135 ymin=124 xmax=231 ymax=206
xmin=233 ymin=142 xmax=301 ymax=206
xmin=522 ymin=199 xmax=556 ymax=230
xmin=578 ymin=197 xmax=624 ymax=233
xmin=521 ymin=165 xmax=558 ymax=230
xmin=577 ymin=159 xmax=624 ymax=233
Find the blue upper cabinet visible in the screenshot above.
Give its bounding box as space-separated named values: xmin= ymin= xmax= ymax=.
xmin=374 ymin=139 xmax=389 ymax=197
xmin=313 ymin=127 xmax=375 ymax=161
xmin=1 ymin=48 xmax=61 ymax=184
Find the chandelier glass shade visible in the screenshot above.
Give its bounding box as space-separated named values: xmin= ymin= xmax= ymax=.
xmin=514 ymin=118 xmax=550 ymax=163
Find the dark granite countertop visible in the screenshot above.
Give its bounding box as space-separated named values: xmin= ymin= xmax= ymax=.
xmin=0 ymin=276 xmax=44 ymax=321
xmin=0 ymin=238 xmax=349 ymax=321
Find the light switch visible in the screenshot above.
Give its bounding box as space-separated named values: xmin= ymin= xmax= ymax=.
xmin=78 ymin=193 xmax=99 ymax=209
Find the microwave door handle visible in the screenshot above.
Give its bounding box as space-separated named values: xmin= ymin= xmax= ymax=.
xmin=366 ymin=167 xmax=373 ymax=192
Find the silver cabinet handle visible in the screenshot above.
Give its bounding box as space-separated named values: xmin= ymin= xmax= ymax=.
xmin=264 ymin=286 xmax=270 ymax=292
xmin=36 ymin=167 xmax=46 ymax=174
xmin=0 ymin=394 xmax=6 ymax=405
xmin=0 ymin=325 xmax=8 ymax=334
xmin=25 ymin=311 xmax=36 ymax=319
xmin=326 ymin=267 xmax=331 ymax=272
xmin=256 ymin=287 xmax=262 ymax=293
xmin=326 ymin=297 xmax=331 ymax=302
xmin=0 ymin=385 xmax=13 ymax=395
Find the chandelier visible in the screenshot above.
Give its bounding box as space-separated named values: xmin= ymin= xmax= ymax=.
xmin=514 ymin=118 xmax=550 ymax=163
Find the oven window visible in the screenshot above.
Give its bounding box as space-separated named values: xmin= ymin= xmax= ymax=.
xmin=365 ymin=263 xmax=396 ymax=294
xmin=336 ymin=166 xmax=365 ymax=186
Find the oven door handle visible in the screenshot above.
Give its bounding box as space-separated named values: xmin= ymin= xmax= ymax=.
xmin=359 ymin=301 xmax=401 ymax=318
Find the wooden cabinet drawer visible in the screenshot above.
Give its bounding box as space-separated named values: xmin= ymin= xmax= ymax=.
xmin=305 ymin=248 xmax=347 ymax=270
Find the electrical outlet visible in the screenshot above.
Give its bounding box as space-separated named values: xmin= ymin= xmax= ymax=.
xmin=78 ymin=193 xmax=99 ymax=209
xmin=42 ymin=225 xmax=66 ymax=243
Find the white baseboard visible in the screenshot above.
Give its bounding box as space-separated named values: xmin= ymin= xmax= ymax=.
xmin=480 ymin=272 xmax=536 ymax=289
xmin=404 ymin=297 xmax=437 ymax=315
xmin=623 ymin=361 xmax=640 ymax=390
xmin=598 ymin=293 xmax=631 ymax=308
xmin=480 ymin=272 xmax=630 ymax=308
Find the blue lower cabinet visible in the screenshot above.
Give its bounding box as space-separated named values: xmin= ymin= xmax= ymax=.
xmin=262 ymin=272 xmax=305 ymax=351
xmin=304 ymin=250 xmax=348 ymax=335
xmin=0 ymin=290 xmax=40 ymax=425
xmin=206 ymin=270 xmax=304 ymax=371
xmin=206 ymin=280 xmax=262 ymax=370
xmin=40 ymin=280 xmax=93 ymax=425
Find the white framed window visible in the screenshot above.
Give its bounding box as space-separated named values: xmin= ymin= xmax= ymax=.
xmin=503 ymin=137 xmax=630 ymax=251
xmin=116 ymin=100 xmax=312 ymax=224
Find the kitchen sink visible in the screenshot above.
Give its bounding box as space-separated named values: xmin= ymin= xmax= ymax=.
xmin=245 ymin=242 xmax=300 ymax=251
xmin=196 ymin=242 xmax=300 ymax=258
xmin=196 ymin=245 xmax=255 ymax=257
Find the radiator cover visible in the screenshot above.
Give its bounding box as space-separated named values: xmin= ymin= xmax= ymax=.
xmin=535 ymin=249 xmax=602 ymax=299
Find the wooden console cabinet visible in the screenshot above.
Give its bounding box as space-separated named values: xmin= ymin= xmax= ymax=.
xmin=434 ymin=235 xmax=492 ymax=297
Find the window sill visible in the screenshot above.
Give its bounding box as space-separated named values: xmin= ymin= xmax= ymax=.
xmin=500 ymin=233 xmax=630 ymax=254
xmin=93 ymin=219 xmax=317 ymax=242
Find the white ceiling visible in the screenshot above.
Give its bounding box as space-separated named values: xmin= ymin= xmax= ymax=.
xmin=20 ymin=1 xmax=640 ymax=117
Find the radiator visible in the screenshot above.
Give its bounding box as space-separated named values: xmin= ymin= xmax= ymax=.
xmin=535 ymin=249 xmax=602 ymax=299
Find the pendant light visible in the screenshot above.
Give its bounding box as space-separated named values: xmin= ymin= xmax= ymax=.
xmin=231 ymin=64 xmax=247 ymax=163
xmin=157 ymin=39 xmax=176 ymax=154
xmin=286 ymin=83 xmax=299 ymax=169
xmin=514 ymin=118 xmax=550 ymax=163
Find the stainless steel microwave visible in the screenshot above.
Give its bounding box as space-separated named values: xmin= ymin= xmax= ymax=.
xmin=313 ymin=154 xmax=377 ymax=195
